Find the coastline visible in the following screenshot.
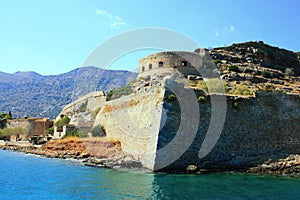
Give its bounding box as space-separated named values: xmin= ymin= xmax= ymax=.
xmin=0 ymin=140 xmax=299 ymax=176
xmin=0 ymin=138 xmax=143 ymax=170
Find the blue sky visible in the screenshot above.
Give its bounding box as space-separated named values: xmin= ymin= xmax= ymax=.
xmin=0 ymin=0 xmax=299 ymax=75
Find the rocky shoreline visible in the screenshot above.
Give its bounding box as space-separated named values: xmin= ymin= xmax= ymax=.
xmin=247 ymin=154 xmax=300 ymax=177
xmin=1 ymin=140 xmax=300 ymax=176
xmin=0 ymin=138 xmax=143 ymax=170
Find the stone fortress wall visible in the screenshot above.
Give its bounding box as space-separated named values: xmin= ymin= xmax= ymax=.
xmin=138 ymin=51 xmax=201 ymax=78
xmin=54 ymin=91 xmax=107 ymax=138
xmin=94 ymin=50 xmax=300 ymax=171
xmin=157 ymin=89 xmax=300 ymax=171
xmin=94 ymin=86 xmax=165 ymax=170
xmin=95 ymin=84 xmax=300 ymax=171
xmin=56 ymin=91 xmax=106 ymax=121
xmin=59 ymin=49 xmax=300 ymax=172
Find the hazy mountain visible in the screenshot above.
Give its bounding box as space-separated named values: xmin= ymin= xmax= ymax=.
xmin=0 ymin=67 xmax=137 ymax=119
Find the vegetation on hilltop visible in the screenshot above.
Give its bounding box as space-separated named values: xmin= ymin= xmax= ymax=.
xmin=54 ymin=116 xmax=70 ymax=127
xmin=106 ymin=80 xmax=136 ymax=100
xmin=0 ymin=113 xmax=12 ymax=129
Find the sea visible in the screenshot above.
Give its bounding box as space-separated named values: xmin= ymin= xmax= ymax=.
xmin=1 ymin=150 xmax=300 ymax=200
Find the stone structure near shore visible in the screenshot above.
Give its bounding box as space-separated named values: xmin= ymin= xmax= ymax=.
xmin=54 ymin=91 xmax=106 ymax=138
xmin=55 ymin=41 xmax=300 ymax=172
xmin=6 ymin=118 xmax=53 ymax=141
xmin=95 ymin=82 xmax=300 ymax=172
xmin=138 ymin=51 xmax=201 ymax=79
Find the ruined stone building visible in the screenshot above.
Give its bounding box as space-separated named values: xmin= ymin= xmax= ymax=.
xmin=5 ymin=118 xmax=53 ymax=141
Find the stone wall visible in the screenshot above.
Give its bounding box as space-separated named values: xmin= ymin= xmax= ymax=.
xmin=138 ymin=51 xmax=200 ymax=78
xmin=94 ymin=86 xmax=165 ymax=170
xmin=56 ymin=91 xmax=106 ymax=122
xmin=156 ymin=89 xmax=300 ymax=171
xmin=55 ymin=91 xmax=107 ymax=135
xmin=94 ymin=82 xmax=300 ymax=172
xmin=6 ymin=118 xmax=53 ymax=140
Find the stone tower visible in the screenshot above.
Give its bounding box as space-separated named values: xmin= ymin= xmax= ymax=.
xmin=138 ymin=51 xmax=201 ymax=78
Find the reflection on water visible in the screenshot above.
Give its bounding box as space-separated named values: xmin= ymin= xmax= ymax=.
xmin=1 ymin=150 xmax=300 ymax=200
xmin=151 ymin=173 xmax=300 ymax=200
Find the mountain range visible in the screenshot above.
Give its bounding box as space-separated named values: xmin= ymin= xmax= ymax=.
xmin=0 ymin=67 xmax=137 ymax=119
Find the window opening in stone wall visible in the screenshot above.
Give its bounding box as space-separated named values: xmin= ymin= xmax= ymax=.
xmin=149 ymin=64 xmax=152 ymax=70
xmin=181 ymin=61 xmax=188 ymax=66
xmin=158 ymin=61 xmax=164 ymax=67
xmin=142 ymin=66 xmax=145 ymax=72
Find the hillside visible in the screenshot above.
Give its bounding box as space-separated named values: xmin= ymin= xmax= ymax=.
xmin=0 ymin=67 xmax=137 ymax=119
xmin=205 ymin=41 xmax=300 ymax=95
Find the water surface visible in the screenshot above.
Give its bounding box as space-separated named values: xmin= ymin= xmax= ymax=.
xmin=1 ymin=150 xmax=300 ymax=199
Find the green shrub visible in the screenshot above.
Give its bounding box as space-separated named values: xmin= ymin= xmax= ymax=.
xmin=62 ymin=130 xmax=88 ymax=139
xmin=198 ymin=95 xmax=206 ymax=102
xmin=212 ymin=59 xmax=221 ymax=65
xmin=228 ymin=65 xmax=240 ymax=73
xmin=167 ymin=94 xmax=176 ymax=102
xmin=257 ymin=84 xmax=275 ymax=93
xmin=48 ymin=127 xmax=54 ymax=135
xmin=90 ymin=125 xmax=106 ymax=137
xmin=196 ymin=79 xmax=227 ymax=94
xmin=232 ymin=102 xmax=238 ymax=108
xmin=107 ymin=85 xmax=132 ymax=99
xmin=261 ymin=70 xmax=271 ymax=78
xmin=196 ymin=80 xmax=208 ymax=92
xmin=107 ymin=80 xmax=136 ymax=99
xmin=0 ymin=127 xmax=27 ymax=137
xmin=55 ymin=116 xmax=70 ymax=127
xmin=0 ymin=113 xmax=12 ymax=129
xmin=233 ymin=85 xmax=253 ymax=96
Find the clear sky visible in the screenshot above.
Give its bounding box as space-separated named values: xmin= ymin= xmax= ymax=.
xmin=0 ymin=0 xmax=299 ymax=75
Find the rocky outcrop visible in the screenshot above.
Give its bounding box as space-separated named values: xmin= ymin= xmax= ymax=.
xmin=207 ymin=41 xmax=300 ymax=95
xmin=247 ymin=155 xmax=300 ymax=176
xmin=212 ymin=41 xmax=300 ymax=74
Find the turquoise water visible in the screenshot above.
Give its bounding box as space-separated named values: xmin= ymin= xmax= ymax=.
xmin=1 ymin=150 xmax=300 ymax=200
